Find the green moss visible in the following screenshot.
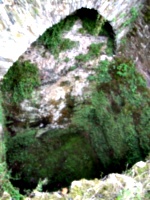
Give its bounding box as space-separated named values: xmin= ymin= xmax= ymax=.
xmin=81 ymin=16 xmax=97 ymax=35
xmin=72 ymin=57 xmax=150 ymax=168
xmin=106 ymin=38 xmax=115 ymax=55
xmin=75 ymin=43 xmax=104 ymax=63
xmin=6 ymin=128 xmax=99 ymax=192
xmin=35 ymin=8 xmax=115 ymax=59
xmin=63 ymin=57 xmax=70 ymax=63
xmin=78 ymin=9 xmax=106 ymax=36
xmin=122 ymin=7 xmax=139 ymax=27
xmin=36 ymin=15 xmax=78 ymax=57
xmin=78 ymin=27 xmax=87 ymax=34
xmin=69 ymin=65 xmax=77 ymax=71
xmin=1 ymin=60 xmax=40 ymax=104
xmin=58 ymin=38 xmax=78 ymax=51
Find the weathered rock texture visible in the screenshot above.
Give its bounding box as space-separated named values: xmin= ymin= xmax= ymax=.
xmin=20 ymin=160 xmax=150 ymax=200
xmin=118 ymin=0 xmax=150 ymax=86
xmin=8 ymin=19 xmax=111 ymax=130
xmin=0 ymin=0 xmax=144 ymax=79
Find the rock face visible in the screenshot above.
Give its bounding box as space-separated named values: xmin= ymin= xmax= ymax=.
xmin=22 ymin=160 xmax=150 ymax=200
xmin=1 ymin=160 xmax=150 ymax=199
xmin=118 ymin=0 xmax=150 ymax=86
xmin=0 ymin=0 xmax=144 ymax=79
xmin=6 ymin=18 xmax=112 ymax=131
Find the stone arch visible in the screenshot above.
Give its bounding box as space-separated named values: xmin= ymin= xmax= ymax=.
xmin=0 ymin=0 xmax=143 ymax=79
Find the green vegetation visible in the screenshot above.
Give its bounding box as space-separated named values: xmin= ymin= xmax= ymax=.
xmin=93 ymin=15 xmax=106 ymax=36
xmin=1 ymin=60 xmax=40 ymax=104
xmin=79 ymin=14 xmax=98 ymax=35
xmin=123 ymin=7 xmax=139 ymax=27
xmin=4 ymin=8 xmax=147 ymax=197
xmin=106 ymin=38 xmax=115 ymax=56
xmin=0 ymin=163 xmax=23 ymax=200
xmin=81 ymin=15 xmax=106 ymax=36
xmin=75 ymin=43 xmax=104 ymax=63
xmin=36 ymin=15 xmax=78 ymax=57
xmin=72 ymin=58 xmax=150 ymax=168
xmin=78 ymin=9 xmax=106 ymax=36
xmin=64 ymin=57 xmax=70 ymax=63
xmin=36 ymin=8 xmax=115 ymax=58
xmin=0 ymin=94 xmax=23 ymax=200
xmin=69 ymin=65 xmax=78 ymax=71
xmin=6 ymin=128 xmax=99 ymax=193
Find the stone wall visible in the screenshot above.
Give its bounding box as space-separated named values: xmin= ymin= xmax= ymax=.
xmin=117 ymin=0 xmax=150 ymax=86
xmin=0 ymin=0 xmax=144 ymax=79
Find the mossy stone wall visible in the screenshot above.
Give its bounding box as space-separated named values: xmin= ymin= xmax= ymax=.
xmin=0 ymin=0 xmax=144 ymax=79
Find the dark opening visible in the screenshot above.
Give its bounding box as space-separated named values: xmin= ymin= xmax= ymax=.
xmin=5 ymin=8 xmax=118 ymax=196
xmin=76 ymin=8 xmax=116 ymax=54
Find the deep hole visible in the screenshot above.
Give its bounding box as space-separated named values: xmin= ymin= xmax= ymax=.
xmin=6 ymin=130 xmax=102 ymax=194
xmin=6 ymin=129 xmax=129 ymax=195
xmin=5 ymin=8 xmax=117 ymax=195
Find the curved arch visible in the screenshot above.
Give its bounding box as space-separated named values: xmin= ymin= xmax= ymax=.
xmin=0 ymin=0 xmax=143 ymax=79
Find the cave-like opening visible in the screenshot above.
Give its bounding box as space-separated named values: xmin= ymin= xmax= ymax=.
xmin=3 ymin=8 xmax=131 ymax=196
xmin=76 ymin=8 xmax=116 ymax=54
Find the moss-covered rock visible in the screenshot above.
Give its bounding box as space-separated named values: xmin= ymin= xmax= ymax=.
xmin=1 ymin=60 xmax=40 ymax=104
xmin=22 ymin=160 xmax=150 ymax=200
xmin=6 ymin=128 xmax=99 ymax=193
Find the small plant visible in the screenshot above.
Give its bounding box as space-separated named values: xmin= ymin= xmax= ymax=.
xmin=0 ymin=158 xmax=23 ymax=199
xmin=36 ymin=15 xmax=78 ymax=57
xmin=78 ymin=13 xmax=106 ymax=36
xmin=1 ymin=60 xmax=40 ymax=103
xmin=81 ymin=17 xmax=97 ymax=35
xmin=75 ymin=43 xmax=104 ymax=63
xmin=79 ymin=10 xmax=106 ymax=36
xmin=64 ymin=57 xmax=70 ymax=63
xmin=78 ymin=27 xmax=87 ymax=34
xmin=123 ymin=7 xmax=139 ymax=27
xmin=59 ymin=38 xmax=78 ymax=52
xmin=115 ymin=63 xmax=129 ymax=77
xmin=89 ymin=43 xmax=104 ymax=56
xmin=106 ymin=38 xmax=114 ymax=56
xmin=75 ymin=53 xmax=91 ymax=63
xmin=36 ymin=178 xmax=48 ymax=192
xmin=130 ymin=7 xmax=139 ymax=21
xmin=87 ymin=75 xmax=96 ymax=82
xmin=69 ymin=65 xmax=77 ymax=71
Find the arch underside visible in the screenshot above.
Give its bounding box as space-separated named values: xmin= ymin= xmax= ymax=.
xmin=0 ymin=0 xmax=143 ymax=78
